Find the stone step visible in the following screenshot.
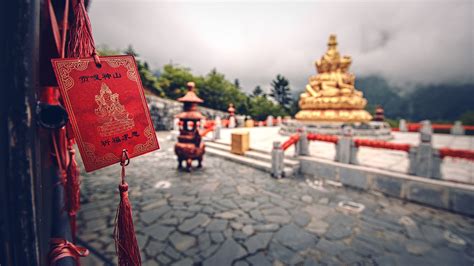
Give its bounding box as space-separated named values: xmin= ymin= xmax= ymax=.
xmin=205 ymin=147 xmax=295 ymax=177
xmin=205 ymin=141 xmax=299 ymax=168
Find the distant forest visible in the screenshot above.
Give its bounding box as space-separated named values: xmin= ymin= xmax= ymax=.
xmin=355 ymin=76 xmax=474 ymax=124
xmin=99 ymin=45 xmax=474 ymax=124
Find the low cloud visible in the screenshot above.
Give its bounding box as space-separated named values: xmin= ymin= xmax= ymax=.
xmin=89 ymin=1 xmax=473 ymax=93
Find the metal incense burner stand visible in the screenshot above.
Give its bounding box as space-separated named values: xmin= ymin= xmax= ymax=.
xmin=174 ymin=82 xmax=206 ymax=171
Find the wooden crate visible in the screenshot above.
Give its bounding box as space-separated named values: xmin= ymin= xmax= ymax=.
xmin=231 ymin=131 xmax=250 ymax=155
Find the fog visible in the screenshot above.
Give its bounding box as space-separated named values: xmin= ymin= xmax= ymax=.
xmin=89 ymin=0 xmax=473 ymax=93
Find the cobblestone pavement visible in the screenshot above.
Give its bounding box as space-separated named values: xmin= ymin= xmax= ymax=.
xmin=79 ymin=132 xmax=474 ymax=266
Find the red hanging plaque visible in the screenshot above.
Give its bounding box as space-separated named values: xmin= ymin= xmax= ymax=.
xmin=52 ymin=55 xmax=160 ymax=172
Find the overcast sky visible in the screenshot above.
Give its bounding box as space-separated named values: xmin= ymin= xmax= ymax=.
xmin=89 ymin=0 xmax=473 ymax=94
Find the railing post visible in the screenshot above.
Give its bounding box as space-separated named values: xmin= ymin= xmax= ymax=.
xmin=451 ymin=121 xmax=465 ymax=135
xmin=409 ymin=120 xmax=442 ymax=179
xmin=399 ymin=119 xmax=408 ymax=132
xmin=350 ymin=140 xmax=359 ymax=164
xmin=173 ymin=117 xmax=180 ymax=131
xmin=276 ymin=116 xmax=282 ymax=126
xmin=229 ymin=116 xmax=236 ymax=128
xmin=213 ymin=125 xmax=221 ymax=140
xmin=236 ymin=115 xmax=245 ymax=128
xmin=171 ymin=117 xmax=180 ymax=140
xmin=271 ymin=141 xmax=284 ymax=178
xmin=335 ymin=126 xmax=353 ymax=163
xmin=266 ymin=115 xmax=274 ymax=127
xmin=215 ymin=116 xmax=222 ymax=127
xmin=296 ymin=127 xmax=309 ymax=156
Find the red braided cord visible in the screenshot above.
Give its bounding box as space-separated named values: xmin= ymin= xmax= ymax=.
xmin=307 ymin=133 xmax=339 ymax=144
xmin=439 ymin=148 xmax=474 ymax=161
xmin=48 ymin=238 xmax=89 ymax=265
xmin=354 ymin=139 xmax=411 ymax=152
xmin=280 ymin=133 xmax=300 ymax=151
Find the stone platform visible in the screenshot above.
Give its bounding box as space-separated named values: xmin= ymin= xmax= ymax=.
xmin=280 ymin=120 xmax=393 ymax=140
xmin=217 ymin=127 xmax=474 ymax=184
xmin=77 ymin=131 xmax=474 ymax=265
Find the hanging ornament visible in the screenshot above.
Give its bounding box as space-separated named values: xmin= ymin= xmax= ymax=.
xmin=114 ymin=150 xmax=141 ymax=266
xmin=51 ymin=1 xmax=159 ymax=265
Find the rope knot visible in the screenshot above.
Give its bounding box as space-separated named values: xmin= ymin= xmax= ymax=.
xmin=119 ymin=182 xmax=129 ymax=193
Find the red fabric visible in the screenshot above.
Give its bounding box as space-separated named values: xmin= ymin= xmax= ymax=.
xmin=439 ymin=148 xmax=474 ymax=161
xmin=51 ymin=55 xmax=160 ymax=172
xmin=48 ymin=238 xmax=89 ymax=265
xmin=307 ymin=133 xmax=339 ymax=144
xmin=281 ymin=133 xmax=300 ymax=151
xmin=114 ymin=151 xmax=142 ymax=266
xmin=354 ymin=139 xmax=411 ymax=152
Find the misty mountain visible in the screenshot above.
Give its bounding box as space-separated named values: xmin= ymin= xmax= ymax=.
xmin=356 ymin=76 xmax=474 ymax=122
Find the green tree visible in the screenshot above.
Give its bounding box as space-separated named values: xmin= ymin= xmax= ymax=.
xmin=460 ymin=111 xmax=474 ymax=125
xmin=97 ymin=45 xmax=120 ymax=56
xmin=270 ymin=74 xmax=292 ymax=110
xmin=248 ymin=96 xmax=288 ymax=121
xmin=157 ymin=64 xmax=197 ymax=99
xmin=252 ymin=85 xmax=265 ymax=97
xmin=124 ymin=44 xmax=139 ymax=57
xmin=234 ymin=79 xmax=241 ymax=90
xmin=137 ymin=61 xmax=165 ymax=97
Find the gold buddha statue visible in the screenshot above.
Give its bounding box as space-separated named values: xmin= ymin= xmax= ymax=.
xmin=296 ymin=35 xmax=372 ymax=123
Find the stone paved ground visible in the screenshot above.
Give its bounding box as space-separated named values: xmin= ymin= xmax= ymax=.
xmin=217 ymin=127 xmax=474 ymax=184
xmin=79 ymin=132 xmax=474 ymax=266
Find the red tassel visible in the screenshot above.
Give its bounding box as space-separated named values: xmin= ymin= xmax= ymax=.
xmin=67 ymin=0 xmax=96 ymax=58
xmin=114 ymin=151 xmax=141 ymax=266
xmin=65 ymin=139 xmax=81 ymax=241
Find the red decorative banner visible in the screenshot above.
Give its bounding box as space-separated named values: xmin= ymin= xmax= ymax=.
xmin=52 ymin=55 xmax=159 ymax=172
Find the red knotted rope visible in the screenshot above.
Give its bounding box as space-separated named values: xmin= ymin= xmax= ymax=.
xmin=280 ymin=133 xmax=300 ymax=151
xmin=307 ymin=133 xmax=339 ymax=144
xmin=48 ymin=238 xmax=89 ymax=265
xmin=114 ymin=150 xmax=142 ymax=266
xmin=353 ymin=139 xmax=411 ymax=152
xmin=200 ymin=126 xmax=214 ymax=137
xmin=439 ymin=148 xmax=474 ymax=161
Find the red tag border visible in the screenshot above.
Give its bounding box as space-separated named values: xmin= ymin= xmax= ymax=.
xmin=52 ymin=55 xmax=160 ymax=172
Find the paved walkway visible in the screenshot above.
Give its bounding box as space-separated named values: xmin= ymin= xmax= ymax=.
xmin=79 ymin=132 xmax=474 ymax=265
xmin=216 ymin=127 xmax=474 ymax=184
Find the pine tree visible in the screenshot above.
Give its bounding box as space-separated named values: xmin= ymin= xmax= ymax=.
xmin=252 ymin=85 xmax=264 ymax=97
xmin=270 ymin=74 xmax=292 ymax=109
xmin=234 ymin=79 xmax=241 ymax=90
xmin=124 ymin=44 xmax=138 ymax=57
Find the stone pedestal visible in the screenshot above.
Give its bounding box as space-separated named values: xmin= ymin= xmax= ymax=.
xmin=409 ymin=144 xmax=442 ymax=179
xmin=408 ymin=121 xmax=441 ymax=179
xmin=229 ymin=116 xmax=236 ymax=128
xmin=271 ymin=141 xmax=284 ymax=178
xmin=236 ymin=116 xmax=246 ymax=128
xmin=266 ymin=116 xmax=274 ymax=127
xmin=335 ymin=126 xmax=353 ymax=164
xmin=213 ymin=125 xmax=221 ymax=140
xmin=280 ymin=120 xmax=392 ymax=140
xmin=399 ymin=119 xmax=407 ymax=132
xmin=276 ymin=116 xmax=282 ymax=126
xmin=215 ymin=116 xmax=222 ymax=127
xmin=295 ymin=128 xmax=309 ymax=156
xmin=170 ymin=117 xmax=180 ymax=140
xmin=451 ymin=121 xmax=465 ymax=135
